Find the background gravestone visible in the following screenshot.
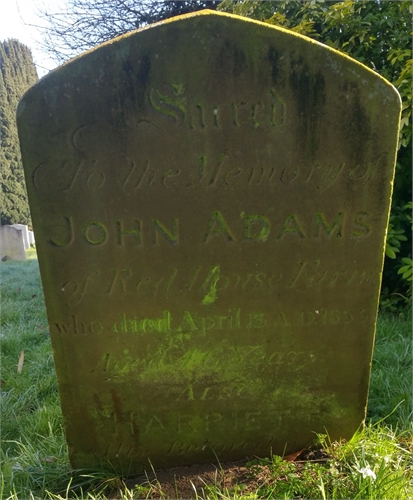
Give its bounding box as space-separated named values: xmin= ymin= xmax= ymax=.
xmin=17 ymin=11 xmax=401 ymax=472
xmin=0 ymin=225 xmax=26 ymax=261
xmin=28 ymin=229 xmax=35 ymax=246
xmin=11 ymin=224 xmax=30 ymax=249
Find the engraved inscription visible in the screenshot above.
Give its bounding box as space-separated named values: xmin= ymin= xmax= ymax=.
xmin=51 ymin=314 xmax=103 ymax=334
xmin=147 ymin=83 xmax=285 ymax=130
xmin=19 ymin=9 xmax=401 ymax=474
xmin=32 ymin=152 xmax=387 ymax=192
xmin=133 ymin=408 xmax=323 ymax=454
xmin=50 ymin=307 xmax=370 ymax=336
xmin=48 ymin=211 xmax=372 ymax=247
xmin=59 ymin=261 xmax=375 ymax=305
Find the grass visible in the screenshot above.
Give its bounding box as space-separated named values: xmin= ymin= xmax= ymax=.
xmin=0 ymin=253 xmax=412 ymax=499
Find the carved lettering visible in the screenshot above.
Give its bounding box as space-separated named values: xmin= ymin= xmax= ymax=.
xmin=203 ymin=211 xmax=235 ymax=243
xmin=59 ymin=259 xmax=377 ymax=307
xmin=278 ymin=214 xmax=306 ymax=239
xmin=149 ymin=83 xmax=186 ymax=126
xmin=270 ymin=89 xmax=285 ymax=126
xmin=61 ymin=272 xmax=98 ymax=305
xmin=162 ymin=169 xmax=181 ymax=187
xmin=152 ymin=218 xmax=179 ymax=245
xmin=352 ymin=212 xmax=371 ymax=238
xmin=147 ymin=84 xmax=286 ymax=131
xmin=243 ymin=215 xmax=271 ymax=241
xmin=117 ymin=220 xmax=142 ymax=245
xmin=103 ymin=442 xmax=138 ymax=459
xmin=316 ymin=162 xmax=344 ymax=191
xmin=190 ymin=154 xmax=228 ymax=187
xmin=280 ymin=165 xmax=299 ymax=184
xmin=82 ymin=222 xmax=108 ymax=245
xmin=349 ymin=157 xmax=378 ymax=188
xmin=33 ymin=150 xmax=387 ymax=192
xmin=63 ymin=159 xmax=83 ymax=190
xmin=51 ymin=315 xmax=103 ymax=335
xmin=178 ymin=414 xmax=194 ymax=433
xmin=49 ymin=216 xmax=74 ymax=247
xmin=140 ymin=410 xmax=334 ymax=455
xmin=145 ymin=415 xmax=166 ymax=434
xmin=246 ymin=313 xmax=267 ymax=329
xmin=105 ymin=269 xmax=133 ymax=294
xmin=206 ymin=413 xmax=223 ymax=431
xmin=245 ymin=411 xmax=262 ymax=431
xmin=93 ymin=306 xmax=372 ymax=337
xmin=314 ymin=212 xmax=344 ymax=238
xmin=123 ymin=158 xmax=156 ymax=189
xmin=347 ymin=270 xmax=373 ymax=285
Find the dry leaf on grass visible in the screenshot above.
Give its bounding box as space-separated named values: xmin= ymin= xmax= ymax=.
xmin=17 ymin=350 xmax=24 ymax=374
xmin=283 ymin=449 xmax=305 ymax=462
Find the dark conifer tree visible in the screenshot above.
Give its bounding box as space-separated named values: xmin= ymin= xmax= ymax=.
xmin=0 ymin=40 xmax=38 ymax=226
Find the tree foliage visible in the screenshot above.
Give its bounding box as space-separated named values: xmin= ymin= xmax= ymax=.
xmin=0 ymin=40 xmax=38 ymax=226
xmin=38 ymin=0 xmax=221 ymax=64
xmin=219 ymin=0 xmax=412 ymax=306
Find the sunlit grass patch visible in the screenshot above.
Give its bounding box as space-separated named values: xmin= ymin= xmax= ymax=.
xmin=367 ymin=312 xmax=412 ymax=428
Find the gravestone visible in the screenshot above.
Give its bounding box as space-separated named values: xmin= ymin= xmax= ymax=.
xmin=11 ymin=224 xmax=30 ymax=249
xmin=0 ymin=225 xmax=26 ymax=261
xmin=17 ymin=11 xmax=401 ymax=472
xmin=28 ymin=230 xmax=35 ymax=246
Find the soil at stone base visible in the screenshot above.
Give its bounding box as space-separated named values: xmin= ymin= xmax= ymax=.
xmin=119 ymin=449 xmax=330 ymax=499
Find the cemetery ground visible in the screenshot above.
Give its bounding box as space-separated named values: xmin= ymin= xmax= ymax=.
xmin=0 ymin=253 xmax=411 ymax=500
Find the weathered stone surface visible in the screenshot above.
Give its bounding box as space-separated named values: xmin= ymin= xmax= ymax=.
xmin=0 ymin=225 xmax=26 ymax=260
xmin=11 ymin=224 xmax=30 ymax=249
xmin=17 ymin=11 xmax=401 ymax=472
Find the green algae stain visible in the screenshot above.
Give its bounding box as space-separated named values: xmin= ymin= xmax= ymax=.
xmin=202 ymin=265 xmax=220 ymax=305
xmin=115 ymin=42 xmax=131 ymax=61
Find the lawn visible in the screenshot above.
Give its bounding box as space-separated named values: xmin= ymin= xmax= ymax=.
xmin=0 ymin=253 xmax=412 ymax=499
